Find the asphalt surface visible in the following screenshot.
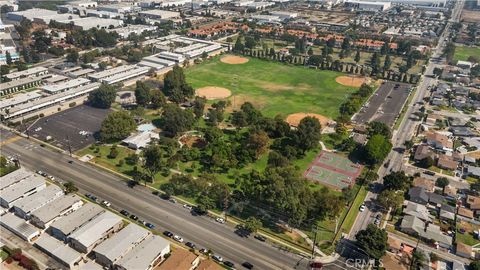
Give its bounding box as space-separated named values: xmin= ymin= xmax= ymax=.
xmin=25 ymin=105 xmax=110 ymax=151
xmin=353 ymin=82 xmax=411 ymax=127
xmin=0 ymin=129 xmax=310 ymax=270
xmin=348 ymin=0 xmax=465 ymax=243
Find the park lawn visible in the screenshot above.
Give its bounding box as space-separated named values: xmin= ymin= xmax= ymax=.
xmin=454 ymin=46 xmax=480 ymax=62
xmin=186 ymin=55 xmax=357 ymax=119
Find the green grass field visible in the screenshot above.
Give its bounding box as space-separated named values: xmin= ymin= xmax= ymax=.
xmin=454 ymin=46 xmax=480 ymax=62
xmin=186 ymin=55 xmax=357 ymax=119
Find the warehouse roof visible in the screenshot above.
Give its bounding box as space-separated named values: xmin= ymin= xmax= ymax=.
xmin=12 ymin=184 xmax=63 ymax=215
xmin=0 ymin=91 xmax=42 ymax=110
xmin=34 ymin=234 xmax=83 ymax=266
xmin=93 ymin=223 xmax=150 ymax=263
xmin=49 ymin=203 xmax=105 ymax=237
xmin=0 ymin=167 xmax=32 ymax=190
xmin=30 ymin=194 xmax=82 ymax=224
xmin=0 ymin=213 xmax=40 ymax=241
xmin=40 ymin=78 xmax=91 ymax=93
xmin=69 ymin=211 xmax=122 ymax=249
xmin=116 ymin=235 xmax=170 ymax=270
xmin=4 ymin=67 xmax=48 ymax=80
xmin=0 ymin=174 xmax=46 ymax=204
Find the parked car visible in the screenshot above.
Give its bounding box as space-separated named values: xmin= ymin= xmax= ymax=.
xmin=199 ymin=248 xmax=208 ymax=254
xmin=145 ymin=223 xmax=155 ymax=229
xmin=173 ymin=235 xmax=184 ymax=243
xmin=254 ymin=235 xmax=266 ymax=242
xmin=169 ymin=198 xmax=177 ymax=204
xmin=183 ymin=204 xmax=193 ymax=210
xmin=224 ymin=261 xmax=235 ymax=268
xmin=212 ymin=255 xmax=223 ymax=262
xmin=120 ymin=210 xmax=129 ymax=216
xmin=359 ymin=204 xmax=366 ymax=212
xmin=242 ymin=262 xmax=254 ymax=269
xmin=102 ymin=200 xmax=111 ymax=207
xmin=163 ymin=231 xmax=173 ymax=237
xmin=216 ymin=217 xmax=225 ymax=224
xmin=185 ymin=242 xmax=195 ymax=249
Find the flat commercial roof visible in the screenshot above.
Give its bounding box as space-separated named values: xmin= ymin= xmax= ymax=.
xmin=40 ymin=78 xmax=91 ymax=93
xmin=4 ymin=67 xmax=48 ymax=80
xmin=80 ymin=261 xmax=103 ymax=270
xmin=0 ymin=91 xmax=42 ymax=110
xmin=0 ymin=167 xmax=32 ymax=190
xmin=138 ymin=61 xmax=165 ymax=70
xmin=0 ymin=76 xmax=45 ymax=92
xmin=116 ymin=235 xmax=170 ymax=270
xmin=34 ymin=234 xmax=83 ymax=266
xmin=4 ymin=82 xmax=100 ymax=118
xmin=142 ymin=55 xmax=175 ymax=66
xmin=69 ymin=211 xmax=122 ymax=249
xmin=88 ymin=65 xmax=137 ymax=80
xmin=45 ymin=75 xmax=69 ymax=84
xmin=30 ymin=194 xmax=82 ymax=224
xmin=69 ymin=68 xmax=95 ymax=77
xmin=49 ymin=203 xmax=105 ymax=237
xmin=102 ymin=66 xmax=149 ymax=85
xmin=0 ymin=213 xmax=40 ymax=241
xmin=0 ymin=174 xmax=46 ymax=204
xmin=93 ymin=223 xmax=150 ymax=263
xmin=68 ymin=17 xmax=123 ymax=30
xmin=12 ymin=184 xmax=63 ymax=215
xmin=139 ymin=9 xmax=180 ymax=18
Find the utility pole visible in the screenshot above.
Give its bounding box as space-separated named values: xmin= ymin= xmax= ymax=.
xmin=311 ymin=224 xmax=319 ymax=259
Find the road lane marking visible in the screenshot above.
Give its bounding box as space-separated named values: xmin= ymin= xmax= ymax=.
xmin=0 ymin=135 xmax=21 ymax=146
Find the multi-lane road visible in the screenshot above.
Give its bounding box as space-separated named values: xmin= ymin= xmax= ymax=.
xmin=0 ymin=129 xmax=310 ymax=270
xmin=348 ymin=0 xmax=465 ymax=240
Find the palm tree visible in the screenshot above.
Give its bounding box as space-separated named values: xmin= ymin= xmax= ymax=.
xmin=410 ymin=250 xmax=426 ymax=270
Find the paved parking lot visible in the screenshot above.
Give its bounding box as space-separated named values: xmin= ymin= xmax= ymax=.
xmin=26 ymin=105 xmax=111 ymax=151
xmin=353 ymin=81 xmax=412 ymax=127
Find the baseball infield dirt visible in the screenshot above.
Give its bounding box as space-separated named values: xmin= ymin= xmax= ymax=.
xmin=335 ymin=76 xmax=368 ymax=87
xmin=286 ymin=113 xmax=334 ymax=128
xmin=220 ymin=55 xmax=249 ymax=64
xmin=195 ymin=86 xmax=232 ymax=100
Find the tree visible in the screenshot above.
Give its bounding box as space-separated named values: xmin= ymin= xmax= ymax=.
xmin=296 ymin=116 xmax=321 ymax=153
xmin=247 ymin=130 xmax=270 ymax=159
xmin=245 ymin=36 xmax=256 ymax=49
xmin=234 ymin=38 xmax=244 ymax=52
xmin=100 ymin=111 xmax=136 ymax=142
xmin=404 ymin=140 xmax=414 ymax=150
xmin=436 ymin=177 xmax=449 ymax=191
xmin=88 ymin=84 xmax=116 ymax=109
xmin=142 ymin=144 xmax=165 ymax=184
xmin=307 ymin=47 xmax=313 ymax=56
xmin=161 ymin=104 xmax=195 ymax=136
xmin=163 ymin=65 xmax=194 ymax=103
xmin=377 ymin=189 xmax=403 ymax=211
xmin=355 ymin=224 xmax=388 ymax=260
xmin=411 ymin=250 xmax=427 ymax=270
xmin=470 ymin=260 xmax=480 ymax=270
xmin=5 ymin=51 xmax=12 ymax=65
xmin=243 ymin=217 xmax=262 ymax=234
xmin=354 ymin=50 xmax=361 ymax=63
xmin=197 ymin=194 xmax=215 ymax=214
xmin=193 ymin=96 xmax=206 ymax=119
xmin=383 ymin=54 xmax=391 ymax=70
xmin=383 ymin=171 xmax=411 ymax=191
xmin=418 ymin=156 xmax=434 ymax=169
xmin=363 ymin=171 xmax=379 ymax=184
xmin=66 ymin=50 xmax=79 ymax=63
xmin=0 ymin=65 xmax=9 ymax=77
xmin=63 ymin=181 xmax=78 ymax=194
xmin=150 ymin=89 xmax=166 ymax=109
xmin=368 ymin=121 xmax=391 ymax=138
xmin=364 ymin=135 xmax=391 ymax=164
xmin=135 ymin=81 xmax=151 ymax=106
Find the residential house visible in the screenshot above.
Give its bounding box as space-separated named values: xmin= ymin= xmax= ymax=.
xmin=437 ymin=155 xmax=458 ymax=171
xmin=466 ymin=195 xmax=480 ymax=216
xmin=456 ymin=242 xmax=472 ymax=258
xmin=443 ymin=185 xmax=458 ymax=201
xmin=426 ymin=132 xmax=453 ymax=152
xmin=413 ymin=177 xmax=435 ymax=193
xmin=464 ymin=156 xmax=477 ymax=165
xmin=457 ymin=207 xmax=475 ymax=220
xmin=467 ymin=165 xmax=480 ymax=179
xmin=428 ymin=192 xmax=445 ymax=206
xmin=400 ymin=216 xmax=453 ymax=249
xmin=414 ymin=145 xmax=434 ymax=162
xmin=408 ymin=187 xmax=429 ymax=205
xmin=403 ymin=201 xmax=433 ymax=222
xmin=387 ymin=236 xmax=402 ymax=254
xmin=154 ymin=248 xmax=200 ymax=270
xmin=450 ymin=127 xmax=476 ymax=137
xmin=196 ymin=259 xmax=224 ymax=270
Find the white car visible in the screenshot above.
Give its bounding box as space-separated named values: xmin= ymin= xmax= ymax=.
xmin=212 ymin=255 xmax=223 ymax=262
xmin=183 ymin=204 xmax=193 ymax=210
xmin=359 ymin=204 xmax=366 ymax=212
xmin=102 ymin=200 xmax=111 ymax=207
xmin=215 ymin=218 xmax=225 ymax=224
xmin=173 ymin=235 xmax=184 ymax=243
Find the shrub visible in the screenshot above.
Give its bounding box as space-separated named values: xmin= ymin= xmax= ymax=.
xmin=108 ymin=147 xmax=118 ymax=159
xmin=117 ymin=159 xmax=124 ymax=167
